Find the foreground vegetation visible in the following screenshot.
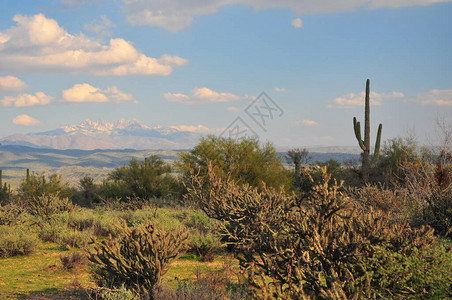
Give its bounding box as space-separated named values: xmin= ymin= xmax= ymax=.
xmin=0 ymin=130 xmax=451 ymax=298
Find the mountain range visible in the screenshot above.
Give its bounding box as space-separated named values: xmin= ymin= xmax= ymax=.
xmin=0 ymin=119 xmax=202 ymax=150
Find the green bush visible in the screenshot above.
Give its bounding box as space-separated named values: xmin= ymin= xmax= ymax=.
xmin=0 ymin=225 xmax=40 ymax=257
xmin=189 ymin=230 xmax=222 ymax=262
xmin=102 ymin=155 xmax=181 ymax=201
xmin=178 ymin=136 xmax=291 ymax=194
xmin=39 ymin=221 xmax=67 ymax=243
xmin=57 ymin=228 xmax=92 ymax=249
xmin=91 ymin=285 xmax=139 ymax=300
xmin=88 ymin=221 xmax=189 ymax=296
xmin=20 ymin=172 xmax=73 ymax=199
xmin=60 ymin=251 xmax=88 ymax=270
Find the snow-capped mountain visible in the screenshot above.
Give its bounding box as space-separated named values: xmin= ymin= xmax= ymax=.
xmin=0 ymin=119 xmax=202 ymax=150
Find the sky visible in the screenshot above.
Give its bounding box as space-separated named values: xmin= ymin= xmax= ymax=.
xmin=0 ymin=0 xmax=451 ymax=148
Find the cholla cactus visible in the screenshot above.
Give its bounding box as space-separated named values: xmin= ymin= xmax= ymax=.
xmin=88 ymin=221 xmax=189 ymax=297
xmin=186 ymin=163 xmax=443 ymax=299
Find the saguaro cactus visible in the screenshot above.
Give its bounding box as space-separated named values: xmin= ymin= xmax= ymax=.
xmin=353 ymin=79 xmax=382 ymax=183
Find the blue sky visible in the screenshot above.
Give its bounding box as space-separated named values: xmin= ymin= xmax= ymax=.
xmin=0 ymin=0 xmax=450 ymax=148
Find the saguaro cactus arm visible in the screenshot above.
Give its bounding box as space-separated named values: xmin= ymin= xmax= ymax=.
xmin=374 ymin=123 xmax=382 ymax=158
xmin=353 ymin=117 xmax=366 ymax=150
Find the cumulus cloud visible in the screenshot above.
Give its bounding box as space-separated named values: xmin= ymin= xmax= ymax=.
xmin=296 ymin=119 xmax=318 ymax=126
xmin=291 ymin=18 xmax=303 ymax=28
xmin=1 ymin=92 xmax=53 ymax=107
xmin=274 ymin=87 xmax=287 ymax=92
xmin=0 ymin=14 xmax=187 ymax=76
xmin=0 ymin=75 xmax=27 ymax=91
xmin=164 ymin=87 xmax=240 ymax=104
xmin=417 ymin=89 xmax=452 ymax=106
xmin=62 ymin=83 xmax=135 ymax=103
xmin=12 ymin=114 xmax=41 ymax=126
xmin=121 ymin=0 xmax=450 ymax=31
xmin=328 ymin=91 xmax=405 ymax=108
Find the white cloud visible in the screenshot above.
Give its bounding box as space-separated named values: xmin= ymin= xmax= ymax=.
xmin=274 ymin=87 xmax=287 ymax=92
xmin=62 ymin=83 xmax=135 ymax=103
xmin=164 ymin=87 xmax=240 ymax=104
xmin=328 ymin=91 xmax=405 ymax=108
xmin=291 ymin=18 xmax=303 ymax=28
xmin=158 ymin=54 xmax=189 ymax=66
xmin=0 ymin=14 xmax=187 ymax=76
xmin=296 ymin=119 xmax=318 ymax=126
xmin=169 ymin=124 xmax=211 ymax=132
xmin=0 ymin=75 xmax=27 ymax=91
xmin=417 ymin=89 xmax=452 ymax=106
xmin=62 ymin=83 xmax=108 ymax=103
xmin=12 ymin=114 xmax=41 ymax=126
xmin=121 ymin=0 xmax=450 ymax=31
xmin=1 ymin=92 xmax=53 ymax=107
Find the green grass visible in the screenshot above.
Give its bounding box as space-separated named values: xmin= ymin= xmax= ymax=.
xmin=0 ymin=242 xmax=237 ymax=299
xmin=0 ymin=243 xmax=91 ymax=299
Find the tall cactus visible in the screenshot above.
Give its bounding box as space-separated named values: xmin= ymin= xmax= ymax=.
xmin=353 ymin=79 xmax=382 ymax=183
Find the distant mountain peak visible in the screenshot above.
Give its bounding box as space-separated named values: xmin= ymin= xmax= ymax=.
xmin=58 ymin=118 xmax=153 ymax=136
xmin=0 ymin=118 xmax=201 ymax=150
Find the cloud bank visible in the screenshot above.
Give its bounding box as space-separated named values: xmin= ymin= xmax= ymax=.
xmin=122 ymin=0 xmax=450 ymax=31
xmin=0 ymin=14 xmax=188 ymax=75
xmin=328 ymin=91 xmax=405 ymax=108
xmin=1 ymin=92 xmax=53 ymax=107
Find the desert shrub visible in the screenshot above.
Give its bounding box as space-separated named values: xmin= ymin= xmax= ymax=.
xmin=88 ymin=221 xmax=189 ymax=297
xmin=0 ymin=225 xmax=40 ymax=257
xmin=189 ymin=230 xmax=222 ymax=262
xmin=58 ymin=228 xmax=92 ymax=249
xmin=60 ymin=251 xmax=88 ymax=270
xmin=90 ymin=285 xmax=140 ymax=300
xmin=67 ymin=208 xmax=97 ymax=231
xmin=25 ymin=193 xmax=74 ymax=219
xmin=20 ymin=172 xmax=73 ymax=199
xmin=182 ymin=211 xmax=222 ymax=261
xmin=402 ymin=161 xmax=452 ymax=238
xmin=155 ymin=265 xmax=248 ymax=300
xmin=367 ymin=241 xmax=452 ymax=298
xmin=39 ymin=221 xmax=68 ymax=243
xmin=187 ymin=163 xmax=451 ymax=298
xmin=0 ymin=204 xmax=30 ymax=226
xmin=38 ymin=219 xmax=92 ymax=249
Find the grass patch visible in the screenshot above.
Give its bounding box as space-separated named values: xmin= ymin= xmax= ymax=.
xmin=0 ymin=241 xmax=237 ymax=299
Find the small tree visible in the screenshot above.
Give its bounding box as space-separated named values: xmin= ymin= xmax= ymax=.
xmin=102 ymin=155 xmax=180 ymax=201
xmin=178 ymin=136 xmax=291 ymax=192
